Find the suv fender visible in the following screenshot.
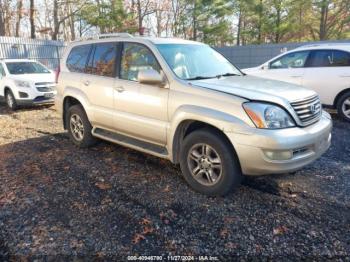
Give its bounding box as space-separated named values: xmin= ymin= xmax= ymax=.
xmin=168 ymin=105 xmax=250 ymax=163
xmin=62 ymin=87 xmax=94 ymax=124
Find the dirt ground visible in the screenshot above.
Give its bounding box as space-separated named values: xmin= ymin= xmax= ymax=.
xmin=0 ymin=104 xmax=349 ymax=260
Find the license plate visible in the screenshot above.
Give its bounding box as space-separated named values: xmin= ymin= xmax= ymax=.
xmin=44 ymin=93 xmax=54 ymax=98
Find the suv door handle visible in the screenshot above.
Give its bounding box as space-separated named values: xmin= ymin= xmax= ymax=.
xmin=83 ymin=80 xmax=90 ymax=86
xmin=291 ymin=75 xmax=302 ymax=78
xmin=114 ymin=86 xmax=125 ymax=93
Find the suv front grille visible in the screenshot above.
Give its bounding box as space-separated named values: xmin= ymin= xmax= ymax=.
xmin=35 ymin=82 xmax=56 ymax=92
xmin=36 ymin=86 xmax=54 ymax=92
xmin=290 ymin=95 xmax=322 ymax=126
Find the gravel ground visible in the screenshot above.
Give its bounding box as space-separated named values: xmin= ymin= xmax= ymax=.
xmin=0 ymin=104 xmax=349 ymax=261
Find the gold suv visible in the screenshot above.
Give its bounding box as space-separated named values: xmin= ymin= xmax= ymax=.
xmin=56 ymin=34 xmax=332 ymax=196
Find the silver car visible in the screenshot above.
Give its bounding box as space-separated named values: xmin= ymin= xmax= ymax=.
xmin=55 ymin=34 xmax=332 ymax=196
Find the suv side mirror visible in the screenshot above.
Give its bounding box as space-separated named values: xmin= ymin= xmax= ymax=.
xmin=138 ymin=69 xmax=164 ymax=86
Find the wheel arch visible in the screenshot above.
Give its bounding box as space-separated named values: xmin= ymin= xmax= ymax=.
xmin=63 ymin=96 xmax=84 ymax=129
xmin=334 ymin=88 xmax=350 ymax=108
xmin=171 ymin=119 xmax=240 ymax=171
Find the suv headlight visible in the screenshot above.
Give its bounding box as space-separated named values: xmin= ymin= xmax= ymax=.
xmin=14 ymin=80 xmax=31 ymax=88
xmin=243 ymin=102 xmax=295 ymax=129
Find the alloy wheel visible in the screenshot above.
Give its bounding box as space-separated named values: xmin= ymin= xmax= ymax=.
xmin=342 ymin=98 xmax=350 ymax=119
xmin=70 ymin=114 xmax=85 ymax=141
xmin=187 ymin=143 xmax=222 ymax=186
xmin=6 ymin=93 xmax=14 ymax=108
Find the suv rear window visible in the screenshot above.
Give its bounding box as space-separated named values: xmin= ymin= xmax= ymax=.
xmin=66 ymin=45 xmax=92 ymax=73
xmin=307 ymin=50 xmax=350 ymax=67
xmin=86 ymin=43 xmax=117 ymax=77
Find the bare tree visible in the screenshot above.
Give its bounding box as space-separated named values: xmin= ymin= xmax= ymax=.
xmin=52 ymin=0 xmax=87 ymax=40
xmin=134 ymin=0 xmax=156 ymax=35
xmin=0 ymin=0 xmax=6 ymax=36
xmin=15 ymin=0 xmax=23 ymax=37
xmin=30 ymin=0 xmax=36 ymax=38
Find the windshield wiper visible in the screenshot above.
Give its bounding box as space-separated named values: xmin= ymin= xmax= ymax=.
xmin=216 ymin=73 xmax=240 ymax=78
xmin=186 ymin=76 xmax=216 ymax=81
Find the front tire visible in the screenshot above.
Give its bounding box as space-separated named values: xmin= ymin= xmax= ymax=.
xmin=67 ymin=105 xmax=97 ymax=148
xmin=5 ymin=90 xmax=18 ymax=111
xmin=179 ymin=128 xmax=242 ymax=196
xmin=337 ymin=91 xmax=350 ymax=122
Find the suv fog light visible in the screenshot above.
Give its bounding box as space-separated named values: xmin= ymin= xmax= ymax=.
xmin=264 ymin=150 xmax=293 ymax=160
xmin=19 ymin=91 xmax=29 ymax=98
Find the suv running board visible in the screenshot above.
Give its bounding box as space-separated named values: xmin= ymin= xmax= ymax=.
xmin=92 ymin=128 xmax=169 ymax=159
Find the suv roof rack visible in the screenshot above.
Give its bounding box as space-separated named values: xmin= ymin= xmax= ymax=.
xmin=73 ymin=33 xmax=133 ymax=42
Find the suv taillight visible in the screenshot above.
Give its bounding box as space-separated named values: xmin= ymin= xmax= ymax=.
xmin=55 ymin=66 xmax=60 ymax=83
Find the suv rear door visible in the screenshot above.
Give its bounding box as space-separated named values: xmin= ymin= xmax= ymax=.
xmin=113 ymin=42 xmax=168 ymax=145
xmin=303 ymin=49 xmax=350 ymax=105
xmin=77 ymin=42 xmax=118 ymax=129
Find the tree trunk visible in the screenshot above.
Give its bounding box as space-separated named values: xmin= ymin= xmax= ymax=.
xmin=275 ymin=3 xmax=281 ymax=43
xmin=257 ymin=0 xmax=263 ymax=44
xmin=30 ymin=0 xmax=35 ymax=39
xmin=319 ymin=0 xmax=329 ymax=40
xmin=192 ymin=1 xmax=197 ymax=41
xmin=236 ymin=6 xmax=242 ymax=46
xmin=0 ymin=0 xmax=6 ymax=36
xmin=68 ymin=2 xmax=76 ymax=40
xmin=15 ymin=0 xmax=23 ymax=37
xmin=137 ymin=0 xmax=143 ymax=35
xmin=52 ymin=0 xmax=59 ymax=40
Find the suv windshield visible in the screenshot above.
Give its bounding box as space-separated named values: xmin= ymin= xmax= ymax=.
xmin=156 ymin=44 xmax=242 ymax=80
xmin=6 ymin=62 xmax=50 ymax=75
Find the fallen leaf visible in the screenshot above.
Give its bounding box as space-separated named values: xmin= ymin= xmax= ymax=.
xmin=142 ymin=226 xmax=154 ymax=235
xmin=163 ymin=185 xmax=170 ymax=192
xmin=140 ymin=218 xmax=152 ymax=225
xmin=132 ymin=233 xmax=145 ymax=244
xmin=95 ymin=182 xmax=112 ymax=190
xmin=273 ymin=225 xmax=288 ymax=236
xmin=220 ymin=228 xmax=229 ymax=238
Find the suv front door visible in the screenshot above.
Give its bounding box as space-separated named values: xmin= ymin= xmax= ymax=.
xmin=259 ymin=51 xmax=310 ymax=85
xmin=303 ymin=49 xmax=350 ymax=105
xmin=114 ymin=42 xmax=168 ymax=145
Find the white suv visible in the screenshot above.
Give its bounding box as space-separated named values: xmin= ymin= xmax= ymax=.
xmin=0 ymin=59 xmax=57 ymax=110
xmin=244 ymin=44 xmax=350 ymax=122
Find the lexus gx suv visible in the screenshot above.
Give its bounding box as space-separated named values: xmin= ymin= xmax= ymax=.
xmin=55 ymin=34 xmax=332 ymax=196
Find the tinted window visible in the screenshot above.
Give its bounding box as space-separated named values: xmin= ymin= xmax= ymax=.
xmin=331 ymin=50 xmax=350 ymax=66
xmin=307 ymin=50 xmax=332 ymax=67
xmin=270 ymin=51 xmax=310 ymax=69
xmin=307 ymin=50 xmax=350 ymax=67
xmin=66 ymin=45 xmax=91 ymax=73
xmin=6 ymin=62 xmax=50 ymax=74
xmin=120 ymin=43 xmax=160 ymax=81
xmin=86 ymin=43 xmax=117 ymax=77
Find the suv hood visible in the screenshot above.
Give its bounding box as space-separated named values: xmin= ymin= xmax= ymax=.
xmin=190 ymin=75 xmax=316 ymax=103
xmin=9 ymin=73 xmax=55 ymax=83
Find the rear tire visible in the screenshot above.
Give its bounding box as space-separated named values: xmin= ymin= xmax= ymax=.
xmin=337 ymin=91 xmax=350 ymax=122
xmin=5 ymin=90 xmax=18 ymax=111
xmin=179 ymin=128 xmax=242 ymax=196
xmin=67 ymin=105 xmax=97 ymax=148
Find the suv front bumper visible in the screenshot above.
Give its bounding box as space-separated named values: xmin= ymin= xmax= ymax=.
xmin=14 ymin=87 xmax=56 ymax=106
xmin=227 ymin=111 xmax=332 ymax=175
